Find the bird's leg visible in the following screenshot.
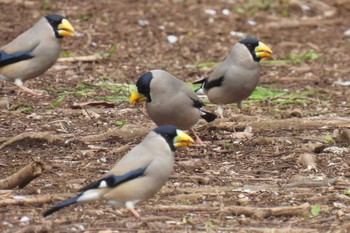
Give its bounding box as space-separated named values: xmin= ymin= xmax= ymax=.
xmin=237 ymin=101 xmax=243 ymax=111
xmin=127 ymin=207 xmax=140 ymax=218
xmin=15 ymin=79 xmax=42 ymax=96
xmin=237 ymin=101 xmax=250 ymax=115
xmin=190 ymin=129 xmax=204 ymax=144
xmin=217 ymin=105 xmax=224 ymax=118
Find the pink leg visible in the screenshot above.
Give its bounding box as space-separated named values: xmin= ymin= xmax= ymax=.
xmin=191 ymin=129 xmax=204 ymax=144
xmin=128 ymin=207 xmax=140 ymax=218
xmin=17 ymin=85 xmax=43 ymax=96
xmin=14 ymin=79 xmax=46 ymax=96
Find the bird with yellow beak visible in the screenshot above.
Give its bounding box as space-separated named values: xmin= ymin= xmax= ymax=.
xmin=0 ymin=14 xmax=75 ymax=95
xmin=193 ymin=38 xmax=273 ymax=118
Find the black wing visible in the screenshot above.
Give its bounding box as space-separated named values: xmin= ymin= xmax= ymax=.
xmin=203 ymin=76 xmax=224 ymax=89
xmin=0 ymin=49 xmax=34 ymax=68
xmin=80 ymin=165 xmax=149 ymax=191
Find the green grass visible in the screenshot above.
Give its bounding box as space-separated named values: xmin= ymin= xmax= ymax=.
xmin=9 ymin=104 xmax=34 ymax=113
xmin=192 ymin=85 xmax=327 ymax=108
xmin=311 ymin=204 xmax=321 ymax=217
xmin=263 ymin=50 xmax=321 ymax=65
xmin=51 ymin=82 xmax=135 ymax=107
xmin=50 ymin=81 xmax=326 ymax=110
xmin=249 ymin=87 xmax=325 ymax=106
xmin=234 ymin=0 xmax=291 ymax=17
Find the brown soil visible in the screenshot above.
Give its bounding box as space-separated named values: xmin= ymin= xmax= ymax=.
xmin=1 ymin=0 xmax=350 ymax=232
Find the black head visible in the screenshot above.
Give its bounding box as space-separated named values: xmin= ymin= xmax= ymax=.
xmin=239 ymin=38 xmax=260 ymax=62
xmin=153 ymin=125 xmax=178 ymax=151
xmin=45 ymin=14 xmax=65 ymax=38
xmin=136 ymin=71 xmax=153 ymax=102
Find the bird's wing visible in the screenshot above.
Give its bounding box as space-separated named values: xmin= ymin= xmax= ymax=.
xmin=80 ymin=165 xmax=149 ymax=192
xmin=203 ymin=76 xmax=225 ymax=89
xmin=0 ymin=49 xmax=35 ymax=67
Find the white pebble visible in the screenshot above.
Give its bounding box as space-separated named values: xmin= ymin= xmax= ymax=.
xmin=247 ymin=19 xmax=257 ymax=26
xmin=204 ymin=9 xmax=216 ymax=15
xmin=344 ymin=28 xmax=350 ymax=36
xmin=167 ymin=35 xmax=178 ymax=44
xmin=324 ymin=146 xmax=348 ymax=155
xmin=334 ymin=80 xmax=350 ymax=86
xmin=20 ymin=216 xmax=30 ymax=222
xmin=229 ymin=31 xmax=247 ymax=38
xmin=301 ymin=4 xmax=311 ymax=12
xmin=137 ymin=19 xmax=149 ymax=26
xmin=13 ymin=195 xmax=25 ymax=200
xmin=222 ymin=9 xmax=230 ymax=15
xmin=99 ymin=157 xmax=107 ymax=163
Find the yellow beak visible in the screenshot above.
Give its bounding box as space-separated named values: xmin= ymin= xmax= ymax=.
xmin=174 ymin=130 xmax=194 ymax=148
xmin=130 ymin=91 xmax=147 ymax=106
xmin=58 ymin=19 xmax=75 ymax=37
xmin=255 ymin=42 xmax=273 ymax=59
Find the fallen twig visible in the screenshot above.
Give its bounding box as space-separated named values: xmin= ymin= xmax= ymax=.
xmin=0 ymin=161 xmax=45 ymax=189
xmin=284 ymin=178 xmax=336 ymax=188
xmin=57 ymin=54 xmax=104 ymax=63
xmin=0 ymin=193 xmax=72 ymax=206
xmin=13 ymin=224 xmax=53 ymax=233
xmin=223 ymin=203 xmax=311 ymax=219
xmin=154 ymin=204 xmax=218 ymax=212
xmin=0 ymin=132 xmax=63 ymax=150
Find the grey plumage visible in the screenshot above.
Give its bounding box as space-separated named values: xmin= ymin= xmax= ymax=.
xmin=194 ymin=38 xmax=273 ymax=118
xmin=43 ymin=125 xmax=194 ymax=218
xmin=0 ymin=14 xmax=74 ymax=95
xmin=130 ymin=70 xmax=216 ymax=143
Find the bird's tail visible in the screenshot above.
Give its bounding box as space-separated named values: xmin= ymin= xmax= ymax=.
xmin=43 ymin=195 xmax=80 ymax=217
xmin=200 ymin=110 xmax=217 ymax=122
xmin=193 ymin=78 xmax=206 ymax=94
xmin=43 ymin=189 xmax=102 ymax=217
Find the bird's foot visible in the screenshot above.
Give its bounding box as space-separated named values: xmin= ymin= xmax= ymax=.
xmin=18 ymin=85 xmax=48 ymax=96
xmin=128 ymin=207 xmax=141 ymax=218
xmin=190 ymin=129 xmax=207 ymax=145
xmin=216 ymin=105 xmax=224 ymax=119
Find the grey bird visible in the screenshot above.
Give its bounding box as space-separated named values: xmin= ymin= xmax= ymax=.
xmin=130 ymin=69 xmax=217 ymax=144
xmin=43 ymin=125 xmax=194 ymax=218
xmin=193 ymin=38 xmax=273 ymax=118
xmin=0 ymin=14 xmax=75 ymax=95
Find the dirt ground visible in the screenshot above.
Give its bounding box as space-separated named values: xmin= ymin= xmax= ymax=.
xmin=1 ymin=0 xmax=350 ymax=232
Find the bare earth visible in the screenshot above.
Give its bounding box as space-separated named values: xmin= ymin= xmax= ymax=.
xmin=1 ymin=0 xmax=350 ymax=232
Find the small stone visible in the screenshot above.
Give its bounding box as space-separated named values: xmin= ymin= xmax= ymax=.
xmin=229 ymin=31 xmax=247 ymax=38
xmin=247 ymin=19 xmax=257 ymax=26
xmin=0 ymin=98 xmax=10 ymax=109
xmin=20 ymin=216 xmax=30 ymax=222
xmin=289 ymin=108 xmax=303 ymax=118
xmin=344 ymin=28 xmax=350 ymax=36
xmin=297 ymin=153 xmax=317 ymax=172
xmin=222 ymin=9 xmax=230 ymax=15
xmin=167 ymin=35 xmax=178 ymax=44
xmin=204 ymin=9 xmax=216 ymax=15
xmin=137 ymin=19 xmax=149 ymax=26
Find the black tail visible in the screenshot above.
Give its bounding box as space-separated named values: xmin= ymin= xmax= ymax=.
xmin=193 ymin=78 xmax=206 ymax=93
xmin=43 ymin=195 xmax=80 ymax=217
xmin=200 ymin=110 xmax=217 ymax=122
xmin=193 ymin=78 xmax=206 ymax=85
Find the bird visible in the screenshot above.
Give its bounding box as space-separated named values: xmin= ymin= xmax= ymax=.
xmin=0 ymin=14 xmax=75 ymax=95
xmin=43 ymin=125 xmax=194 ymax=218
xmin=193 ymin=38 xmax=273 ymax=118
xmin=130 ymin=69 xmax=217 ymax=144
